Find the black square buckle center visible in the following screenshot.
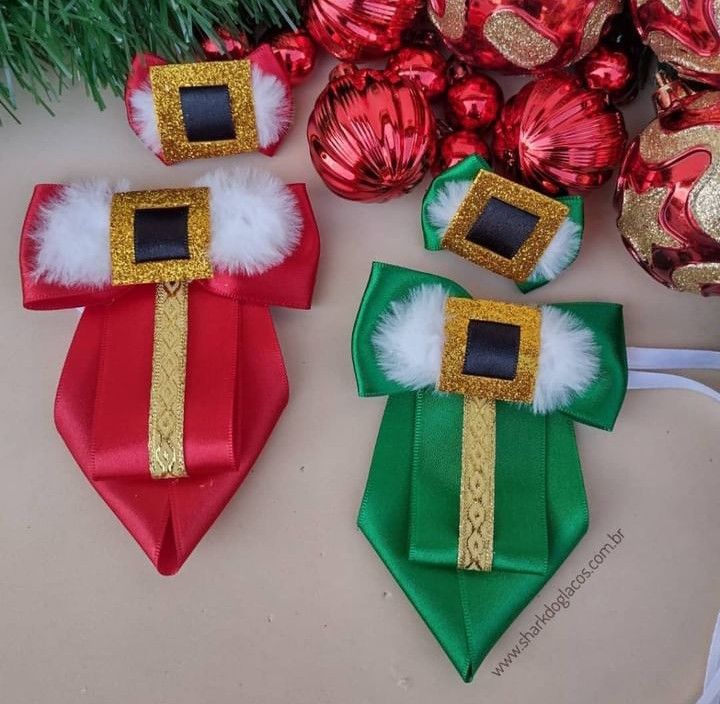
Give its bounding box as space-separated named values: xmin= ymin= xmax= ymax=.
xmin=462 ymin=319 xmax=521 ymax=380
xmin=179 ymin=85 xmax=236 ymax=142
xmin=466 ymin=197 xmax=539 ymax=260
xmin=133 ymin=206 xmax=190 ymax=263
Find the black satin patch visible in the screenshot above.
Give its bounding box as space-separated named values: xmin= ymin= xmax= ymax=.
xmin=466 ymin=197 xmax=539 ymax=260
xmin=134 ymin=207 xmax=190 ymax=263
xmin=179 ymin=85 xmax=236 ymax=142
xmin=462 ymin=319 xmax=520 ymax=380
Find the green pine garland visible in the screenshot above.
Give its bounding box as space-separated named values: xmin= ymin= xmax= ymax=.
xmin=0 ymin=0 xmax=299 ymax=123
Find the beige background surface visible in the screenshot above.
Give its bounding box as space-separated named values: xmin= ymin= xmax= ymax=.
xmin=1 ymin=56 xmax=720 ymax=704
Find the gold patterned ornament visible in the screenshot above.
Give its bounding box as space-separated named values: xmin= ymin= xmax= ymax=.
xmin=150 ymin=59 xmax=259 ymax=163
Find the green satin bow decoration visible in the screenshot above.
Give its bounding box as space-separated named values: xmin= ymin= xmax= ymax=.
xmin=351 ymin=262 xmax=628 ymax=681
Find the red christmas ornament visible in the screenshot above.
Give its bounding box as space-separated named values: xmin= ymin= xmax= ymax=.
xmin=201 ymin=27 xmax=251 ymax=61
xmin=386 ymin=46 xmax=448 ymax=100
xmin=428 ymin=0 xmax=622 ymax=73
xmin=307 ymin=66 xmax=436 ymax=201
xmin=492 ymin=73 xmax=627 ymax=194
xmin=447 ymin=74 xmax=503 ymax=130
xmin=630 ymin=0 xmax=720 ymax=87
xmin=615 ymin=74 xmax=720 ymax=295
xmin=578 ymin=11 xmax=649 ymax=105
xmin=270 ymin=31 xmax=318 ymax=85
xmin=306 ymin=0 xmax=423 ymax=60
xmin=434 ymin=130 xmax=490 ymax=174
xmin=578 ymin=46 xmax=634 ymax=100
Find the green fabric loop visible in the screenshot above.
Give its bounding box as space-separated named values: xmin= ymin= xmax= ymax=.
xmin=351 ymin=262 xmax=469 ymax=398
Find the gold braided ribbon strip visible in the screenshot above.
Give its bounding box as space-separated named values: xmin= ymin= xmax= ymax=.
xmin=149 ymin=281 xmax=189 ymax=479
xmin=458 ymin=396 xmax=496 ymax=571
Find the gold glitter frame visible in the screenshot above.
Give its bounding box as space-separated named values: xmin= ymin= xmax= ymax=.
xmin=149 ymin=59 xmax=258 ymax=163
xmin=438 ymin=297 xmax=541 ymax=403
xmin=110 ymin=187 xmax=213 ymax=286
xmin=442 ymin=170 xmax=569 ymax=282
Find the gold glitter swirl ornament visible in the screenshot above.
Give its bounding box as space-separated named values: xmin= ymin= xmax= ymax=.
xmin=427 ymin=0 xmax=621 ymax=72
xmin=124 ymin=45 xmax=293 ymax=164
xmin=615 ymin=74 xmax=720 ymax=295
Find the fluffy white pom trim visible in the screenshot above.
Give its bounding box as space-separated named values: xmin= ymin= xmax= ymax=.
xmin=129 ymin=82 xmax=161 ymax=154
xmin=533 ymin=306 xmax=599 ymax=414
xmin=251 ymin=64 xmax=292 ymax=149
xmin=194 ymin=167 xmax=301 ymax=275
xmin=372 ymin=284 xmax=448 ymax=390
xmin=427 ymin=179 xmax=471 ymax=235
xmin=129 ymin=64 xmax=290 ymax=155
xmin=370 ymin=286 xmax=600 ymax=412
xmin=526 ymin=218 xmax=581 ymax=284
xmin=32 ymin=179 xmax=129 ymax=287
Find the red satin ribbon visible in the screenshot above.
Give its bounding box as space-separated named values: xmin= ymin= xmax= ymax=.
xmin=21 ymin=183 xmax=319 ymax=574
xmin=125 ymin=44 xmax=292 ymax=162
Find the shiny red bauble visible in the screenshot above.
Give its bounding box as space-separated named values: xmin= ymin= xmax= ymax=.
xmin=615 ymin=75 xmax=720 ymax=295
xmin=578 ymin=45 xmax=634 ymax=99
xmin=306 ymin=0 xmax=423 ymax=60
xmin=434 ymin=130 xmax=491 ymax=174
xmin=492 ymin=73 xmax=627 ymax=194
xmin=386 ymin=46 xmax=448 ymax=100
xmin=201 ymin=27 xmax=251 ymax=61
xmin=630 ymin=0 xmax=720 ymax=87
xmin=447 ymin=74 xmax=503 ymax=130
xmin=307 ymin=67 xmax=436 ymax=202
xmin=270 ymin=31 xmax=318 ymax=85
xmin=428 ymin=0 xmax=622 ymax=73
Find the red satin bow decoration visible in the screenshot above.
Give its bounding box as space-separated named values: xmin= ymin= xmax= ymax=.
xmin=20 ymin=184 xmax=320 ymax=574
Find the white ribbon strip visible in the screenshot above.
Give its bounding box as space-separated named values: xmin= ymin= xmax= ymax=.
xmin=626 ymin=347 xmax=720 ymax=404
xmin=696 ymin=612 xmax=720 ymax=704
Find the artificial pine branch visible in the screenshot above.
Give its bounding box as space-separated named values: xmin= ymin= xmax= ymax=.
xmin=0 ymin=0 xmax=299 ymax=123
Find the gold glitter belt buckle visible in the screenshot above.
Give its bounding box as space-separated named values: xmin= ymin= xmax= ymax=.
xmin=110 ymin=186 xmax=213 ymax=479
xmin=442 ymin=170 xmax=568 ymax=283
xmin=438 ymin=297 xmax=541 ymax=403
xmin=150 ymin=59 xmax=259 ymax=164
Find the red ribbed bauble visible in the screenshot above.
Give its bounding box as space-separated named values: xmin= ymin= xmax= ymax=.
xmin=434 ymin=130 xmax=490 ymax=174
xmin=428 ymin=0 xmax=622 ymax=73
xmin=630 ymin=0 xmax=720 ymax=87
xmin=615 ymin=74 xmax=720 ymax=295
xmin=492 ymin=73 xmax=627 ymax=194
xmin=201 ymin=27 xmax=251 ymax=61
xmin=307 ymin=67 xmax=436 ymax=202
xmin=386 ymin=47 xmax=448 ymax=100
xmin=270 ymin=31 xmax=317 ymax=85
xmin=306 ymin=0 xmax=423 ymax=60
xmin=447 ymin=74 xmax=503 ymax=130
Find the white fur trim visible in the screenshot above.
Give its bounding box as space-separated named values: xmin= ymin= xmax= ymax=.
xmin=370 ymin=286 xmax=600 ymax=412
xmin=194 ymin=167 xmax=302 ymax=275
xmin=252 ymin=64 xmax=292 ymax=149
xmin=527 ymin=218 xmax=581 ymax=284
xmin=427 ymin=179 xmax=471 ymax=235
xmin=129 ymin=82 xmax=162 ymax=154
xmin=534 ymin=306 xmax=599 ymax=414
xmin=32 ymin=179 xmax=129 ymax=287
xmin=128 ymin=64 xmax=290 ymax=155
xmin=31 ymin=168 xmax=301 ymax=285
xmin=372 ymin=284 xmax=448 ymax=390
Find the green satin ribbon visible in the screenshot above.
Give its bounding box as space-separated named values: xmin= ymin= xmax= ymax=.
xmin=352 ymin=262 xmax=629 ymax=681
xmin=420 ymin=155 xmax=584 ymax=293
